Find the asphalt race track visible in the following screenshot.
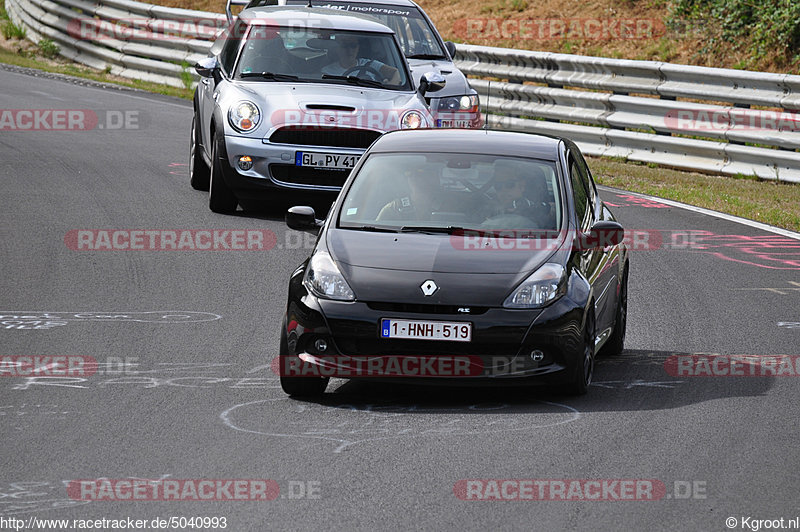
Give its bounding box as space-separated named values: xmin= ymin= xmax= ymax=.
xmin=2 ymin=65 xmax=800 ymax=531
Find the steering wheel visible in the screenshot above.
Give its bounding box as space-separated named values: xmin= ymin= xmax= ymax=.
xmin=342 ymin=64 xmax=383 ymax=81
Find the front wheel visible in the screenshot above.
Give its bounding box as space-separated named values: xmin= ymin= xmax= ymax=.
xmin=279 ymin=329 xmax=328 ymax=397
xmin=208 ymin=130 xmax=238 ymax=214
xmin=189 ymin=114 xmax=210 ymax=191
xmin=567 ymin=310 xmax=594 ymax=396
xmin=600 ymin=266 xmax=628 ymax=357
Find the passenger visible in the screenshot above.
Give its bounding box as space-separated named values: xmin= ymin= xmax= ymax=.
xmin=322 ymin=35 xmax=400 ymax=84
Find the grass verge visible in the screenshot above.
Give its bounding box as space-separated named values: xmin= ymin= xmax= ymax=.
xmin=0 ymin=48 xmax=193 ymax=100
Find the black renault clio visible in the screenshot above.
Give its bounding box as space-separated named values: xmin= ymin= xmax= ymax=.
xmin=279 ymin=129 xmax=629 ymax=396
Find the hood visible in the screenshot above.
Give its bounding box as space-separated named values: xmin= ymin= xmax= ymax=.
xmin=327 ymin=229 xmax=559 ymax=306
xmin=220 ymin=81 xmax=431 ymax=134
xmin=408 ymin=59 xmax=472 ymax=98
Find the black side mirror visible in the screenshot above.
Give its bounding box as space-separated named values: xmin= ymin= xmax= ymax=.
xmin=418 ymin=71 xmax=446 ymax=96
xmin=578 ymin=220 xmax=624 ymax=250
xmin=195 ymin=57 xmax=219 ymax=78
xmin=444 ymin=41 xmax=457 ymax=58
xmin=286 ymin=206 xmax=323 ymax=233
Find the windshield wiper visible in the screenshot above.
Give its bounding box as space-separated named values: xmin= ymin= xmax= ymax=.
xmin=240 ymin=71 xmax=300 ymax=81
xmin=399 ymin=225 xmax=466 ymax=234
xmin=406 ymin=54 xmax=447 ymax=60
xmin=349 ymin=225 xmax=400 ymax=233
xmin=322 ymin=74 xmax=386 ymax=88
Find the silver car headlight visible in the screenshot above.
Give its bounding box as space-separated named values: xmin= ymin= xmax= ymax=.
xmin=228 ymin=101 xmax=261 ymax=133
xmin=401 ymin=110 xmax=425 ymax=129
xmin=503 ymin=263 xmax=567 ymax=308
xmin=303 ymin=251 xmax=356 ymax=301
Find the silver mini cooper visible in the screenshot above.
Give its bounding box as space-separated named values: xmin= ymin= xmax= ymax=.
xmin=190 ymin=7 xmax=447 ymax=213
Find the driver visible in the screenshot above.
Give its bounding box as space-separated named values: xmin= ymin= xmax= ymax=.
xmin=482 ymin=162 xmax=550 ymax=228
xmin=376 ymin=166 xmax=441 ymax=222
xmin=322 ymin=35 xmax=401 ymax=84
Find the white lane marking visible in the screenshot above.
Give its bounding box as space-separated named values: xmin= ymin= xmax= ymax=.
xmin=597 ymin=185 xmax=800 ymax=241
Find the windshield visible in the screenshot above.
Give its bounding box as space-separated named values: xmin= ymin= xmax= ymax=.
xmin=235 ymin=26 xmax=411 ymax=89
xmin=339 ymin=153 xmax=563 ymax=233
xmin=245 ymin=1 xmax=446 ymax=58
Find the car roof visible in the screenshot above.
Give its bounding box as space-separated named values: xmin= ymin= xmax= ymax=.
xmin=248 ymin=0 xmax=419 ymax=7
xmin=240 ymin=7 xmax=396 ymax=33
xmin=369 ymin=129 xmax=564 ymax=160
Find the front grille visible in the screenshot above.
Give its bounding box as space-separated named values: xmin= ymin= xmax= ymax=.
xmin=365 ymin=302 xmax=489 ymax=315
xmin=269 ymin=127 xmax=381 ymax=149
xmin=270 ymin=164 xmax=351 ymax=187
xmin=333 ymin=338 xmax=520 ymax=358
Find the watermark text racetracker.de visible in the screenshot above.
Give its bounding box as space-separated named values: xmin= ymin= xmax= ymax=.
xmin=453 ymin=18 xmax=666 ymax=42
xmin=453 ymin=479 xmax=707 ymax=501
xmin=0 ymin=109 xmax=145 ymax=131
xmin=665 ymin=355 xmax=800 ymax=377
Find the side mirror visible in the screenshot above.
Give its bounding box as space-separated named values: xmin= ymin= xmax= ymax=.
xmin=444 ymin=41 xmax=457 ymax=58
xmin=286 ymin=206 xmax=323 ymax=233
xmin=195 ymin=57 xmax=219 ymax=78
xmin=578 ymin=220 xmax=624 ymax=250
xmin=418 ymin=71 xmax=446 ymax=96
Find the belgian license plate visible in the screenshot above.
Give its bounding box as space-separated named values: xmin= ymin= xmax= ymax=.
xmin=436 ymin=119 xmax=472 ymax=128
xmin=295 ymin=151 xmax=360 ymax=169
xmin=380 ymin=319 xmax=472 ymax=342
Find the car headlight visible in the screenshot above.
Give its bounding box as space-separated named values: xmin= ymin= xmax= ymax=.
xmin=303 ymin=251 xmax=356 ymax=301
xmin=228 ymin=101 xmax=261 ymax=133
xmin=401 ymin=110 xmax=425 ymax=129
xmin=503 ymin=263 xmax=566 ymax=308
xmin=437 ymin=95 xmax=479 ymax=113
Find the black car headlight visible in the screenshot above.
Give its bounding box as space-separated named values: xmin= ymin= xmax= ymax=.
xmin=503 ymin=263 xmax=567 ymax=308
xmin=228 ymin=101 xmax=261 ymax=133
xmin=303 ymin=251 xmax=356 ymax=301
xmin=437 ymin=95 xmax=479 ymax=113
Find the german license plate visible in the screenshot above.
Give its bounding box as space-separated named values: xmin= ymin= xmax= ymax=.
xmin=295 ymin=151 xmax=360 ymax=169
xmin=380 ymin=319 xmax=472 ymax=342
xmin=436 ymin=119 xmax=472 ymax=128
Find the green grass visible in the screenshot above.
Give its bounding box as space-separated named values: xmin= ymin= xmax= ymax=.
xmin=0 ymin=48 xmax=193 ymax=100
xmin=2 ymin=20 xmax=25 ymax=39
xmin=36 ymin=38 xmax=58 ymax=59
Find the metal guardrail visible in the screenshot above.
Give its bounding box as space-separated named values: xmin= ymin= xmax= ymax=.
xmin=6 ymin=0 xmax=800 ymax=181
xmin=6 ymin=0 xmax=223 ymax=87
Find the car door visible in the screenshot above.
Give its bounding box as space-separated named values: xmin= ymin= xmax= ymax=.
xmin=567 ymin=148 xmax=607 ymax=338
xmin=199 ymin=20 xmax=246 ymax=153
xmin=568 ymin=145 xmax=619 ymax=335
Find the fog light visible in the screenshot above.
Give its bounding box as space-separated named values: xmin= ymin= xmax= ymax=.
xmin=314 ymin=338 xmax=328 ymax=353
xmin=530 ymin=349 xmax=544 ymax=362
xmin=237 ymin=155 xmax=253 ymax=171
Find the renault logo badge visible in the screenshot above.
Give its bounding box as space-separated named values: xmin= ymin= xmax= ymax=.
xmin=420 ymin=280 xmax=438 ymax=296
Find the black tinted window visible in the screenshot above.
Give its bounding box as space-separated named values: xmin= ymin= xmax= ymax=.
xmin=569 ymin=157 xmax=592 ymax=230
xmin=217 ymin=20 xmax=246 ymax=74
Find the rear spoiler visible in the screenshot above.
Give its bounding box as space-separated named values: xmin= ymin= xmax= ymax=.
xmin=225 ymin=0 xmax=251 ymax=24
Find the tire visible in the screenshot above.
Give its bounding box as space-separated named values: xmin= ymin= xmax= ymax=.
xmin=600 ymin=266 xmax=628 ymax=357
xmin=279 ymin=329 xmax=328 ymax=397
xmin=567 ymin=310 xmax=595 ymax=396
xmin=208 ymin=129 xmax=238 ymax=214
xmin=189 ymin=114 xmax=210 ymax=191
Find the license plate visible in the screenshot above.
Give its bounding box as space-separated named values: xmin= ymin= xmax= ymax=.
xmin=436 ymin=119 xmax=472 ymax=128
xmin=380 ymin=319 xmax=472 ymax=342
xmin=295 ymin=151 xmax=360 ymax=169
